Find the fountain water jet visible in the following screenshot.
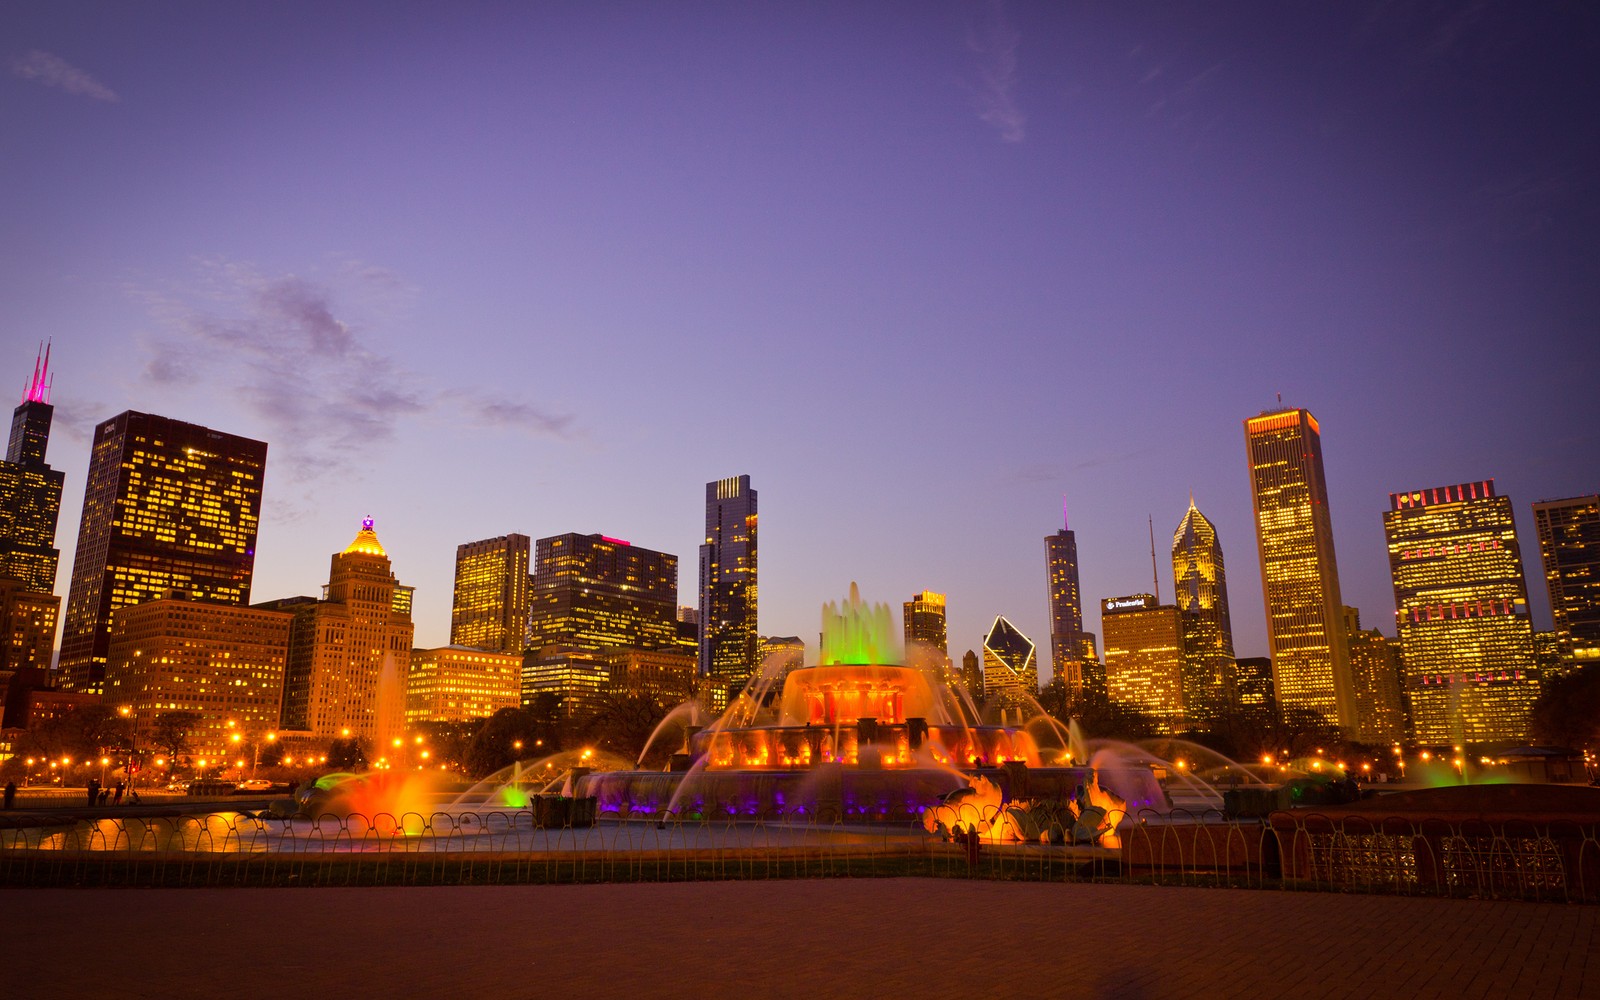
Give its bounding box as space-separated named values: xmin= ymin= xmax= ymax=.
xmin=580 ymin=585 xmax=1163 ymax=839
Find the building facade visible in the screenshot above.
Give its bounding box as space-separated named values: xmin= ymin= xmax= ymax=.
xmin=527 ymin=533 xmax=685 ymax=653
xmin=1101 ymin=594 xmax=1188 ymax=733
xmin=0 ymin=578 xmax=57 ymax=675
xmin=104 ymin=596 xmax=292 ymax=756
xmin=1233 ymin=656 xmax=1274 ymax=713
xmin=1341 ymin=607 xmax=1406 ymax=743
xmin=1171 ymin=498 xmax=1236 ymax=725
xmin=59 ymin=411 xmax=267 ymax=693
xmin=406 ymin=645 xmax=522 ymax=723
xmin=274 ymin=518 xmax=415 ymax=742
xmin=981 ymin=615 xmax=1037 ymax=710
xmin=698 ymin=475 xmax=758 ymax=685
xmin=1244 ymin=408 xmax=1357 ymax=732
xmin=1 ymin=345 xmax=65 ymax=594
xmin=449 ymin=533 xmax=531 ymax=655
xmin=903 ymin=591 xmax=949 ymax=656
xmin=1045 ymin=508 xmax=1099 ymax=697
xmin=520 ymin=644 xmax=608 ymax=719
xmin=603 ymin=646 xmax=698 ymax=706
xmin=1531 ymin=495 xmax=1600 ymax=673
xmin=1384 ymin=480 xmax=1538 ymax=744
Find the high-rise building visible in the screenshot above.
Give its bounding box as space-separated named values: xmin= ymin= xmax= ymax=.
xmin=450 ymin=534 xmax=531 ymax=655
xmin=981 ymin=615 xmax=1037 ymax=710
xmin=1172 ymin=498 xmax=1236 ymax=725
xmin=104 ymin=596 xmax=292 ymax=755
xmin=604 ymin=646 xmax=698 ymax=706
xmin=1 ymin=344 xmax=65 ymax=593
xmin=406 ymin=645 xmax=522 ymax=724
xmin=0 ymin=347 xmax=65 ymax=675
xmin=1531 ymin=495 xmax=1600 ymax=672
xmin=59 ymin=411 xmax=268 ymax=694
xmin=903 ymin=591 xmax=949 ymax=656
xmin=521 ymin=645 xmax=608 ymax=719
xmin=759 ymin=635 xmax=806 ymax=676
xmin=1233 ymin=656 xmax=1274 ymax=712
xmin=1384 ymin=480 xmax=1539 ymax=744
xmin=698 ymin=475 xmax=758 ymax=685
xmin=1341 ymin=607 xmax=1406 ymax=743
xmin=273 ymin=518 xmax=415 ymax=741
xmin=1045 ymin=505 xmax=1099 ymax=696
xmin=1101 ymin=594 xmax=1188 ymax=733
xmin=959 ymin=649 xmax=983 ymax=699
xmin=527 ymin=533 xmax=685 ymax=653
xmin=1244 ymin=407 xmax=1357 ymax=731
xmin=0 ymin=578 xmax=59 ymax=674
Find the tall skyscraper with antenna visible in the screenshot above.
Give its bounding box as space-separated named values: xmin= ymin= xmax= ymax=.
xmin=0 ymin=344 xmax=65 ymax=674
xmin=1 ymin=343 xmax=64 ymax=592
xmin=1244 ymin=407 xmax=1357 ymax=732
xmin=1045 ymin=499 xmax=1099 ymax=696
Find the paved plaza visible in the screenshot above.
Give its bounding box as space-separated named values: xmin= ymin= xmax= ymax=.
xmin=7 ymin=878 xmax=1595 ymax=999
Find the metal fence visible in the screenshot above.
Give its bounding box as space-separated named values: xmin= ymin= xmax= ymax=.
xmin=3 ymin=804 xmax=1597 ymax=902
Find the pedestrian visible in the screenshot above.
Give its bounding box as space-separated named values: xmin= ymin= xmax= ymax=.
xmin=113 ymin=781 xmax=124 ymax=805
xmin=86 ymin=777 xmax=99 ymax=808
xmin=3 ymin=780 xmax=15 ymax=810
xmin=98 ymin=787 xmax=110 ymax=806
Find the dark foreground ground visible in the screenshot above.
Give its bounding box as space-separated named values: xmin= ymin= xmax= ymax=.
xmin=6 ymin=878 xmax=1595 ymax=999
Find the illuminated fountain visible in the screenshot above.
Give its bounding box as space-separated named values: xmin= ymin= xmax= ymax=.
xmin=579 ymin=585 xmax=1162 ymax=838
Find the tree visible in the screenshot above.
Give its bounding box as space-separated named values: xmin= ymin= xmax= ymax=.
xmin=326 ymin=737 xmax=368 ymax=771
xmin=150 ymin=710 xmax=201 ymax=768
xmin=463 ymin=707 xmax=547 ymax=777
xmin=581 ymin=692 xmax=667 ymax=764
xmin=1531 ymin=665 xmax=1600 ymax=750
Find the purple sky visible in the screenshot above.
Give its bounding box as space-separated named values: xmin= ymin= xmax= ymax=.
xmin=6 ymin=2 xmax=1598 ymax=668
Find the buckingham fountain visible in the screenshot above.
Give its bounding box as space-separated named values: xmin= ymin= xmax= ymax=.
xmin=573 ymin=585 xmax=1162 ymax=844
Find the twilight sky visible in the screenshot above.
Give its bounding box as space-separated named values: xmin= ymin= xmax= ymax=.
xmin=5 ymin=2 xmax=1598 ymax=669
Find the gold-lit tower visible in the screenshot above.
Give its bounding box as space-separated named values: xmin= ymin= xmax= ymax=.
xmin=1385 ymin=480 xmax=1537 ymax=744
xmin=450 ymin=534 xmax=531 ymax=654
xmin=1244 ymin=408 xmax=1357 ymax=732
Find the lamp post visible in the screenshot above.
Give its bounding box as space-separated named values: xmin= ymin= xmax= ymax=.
xmin=118 ymin=704 xmax=140 ymax=794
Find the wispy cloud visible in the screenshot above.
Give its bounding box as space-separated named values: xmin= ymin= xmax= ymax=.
xmin=133 ymin=260 xmax=576 ymax=484
xmin=11 ymin=50 xmax=119 ymax=102
xmin=964 ymin=0 xmax=1025 ymax=142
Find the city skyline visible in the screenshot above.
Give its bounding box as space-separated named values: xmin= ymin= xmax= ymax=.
xmin=4 ymin=4 xmax=1596 ymax=668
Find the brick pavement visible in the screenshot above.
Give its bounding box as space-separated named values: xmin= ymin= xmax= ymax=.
xmin=6 ymin=879 xmax=1595 ymax=999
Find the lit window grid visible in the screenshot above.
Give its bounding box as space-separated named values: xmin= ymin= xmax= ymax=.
xmin=1245 ymin=411 xmax=1356 ymax=728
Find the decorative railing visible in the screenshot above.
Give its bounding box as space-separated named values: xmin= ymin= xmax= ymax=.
xmin=2 ymin=805 xmax=1596 ymax=900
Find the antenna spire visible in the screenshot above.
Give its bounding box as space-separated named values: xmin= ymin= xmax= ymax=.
xmin=1149 ymin=514 xmax=1160 ymax=604
xmin=23 ymin=340 xmax=51 ymax=405
xmin=1061 ymin=494 xmax=1069 ymax=531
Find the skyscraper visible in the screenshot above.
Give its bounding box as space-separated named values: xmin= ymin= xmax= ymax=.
xmin=1045 ymin=502 xmax=1099 ymax=696
xmin=1101 ymin=594 xmax=1187 ymax=733
xmin=981 ymin=615 xmax=1038 ymax=710
xmin=1341 ymin=606 xmax=1406 ymax=743
xmin=450 ymin=533 xmax=531 ymax=654
xmin=903 ymin=591 xmax=949 ymax=656
xmin=275 ymin=517 xmax=414 ymax=741
xmin=698 ymin=475 xmax=757 ymax=685
xmin=59 ymin=411 xmax=267 ymax=693
xmin=1172 ymin=498 xmax=1235 ymax=725
xmin=1384 ymin=480 xmax=1538 ymax=744
xmin=1244 ymin=407 xmax=1357 ymax=731
xmin=0 ymin=344 xmax=64 ymax=593
xmin=526 ymin=532 xmax=685 ymax=653
xmin=1531 ymin=494 xmax=1600 ymax=672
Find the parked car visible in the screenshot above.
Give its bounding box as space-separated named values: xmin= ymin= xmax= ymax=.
xmin=236 ymin=778 xmax=274 ymax=793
